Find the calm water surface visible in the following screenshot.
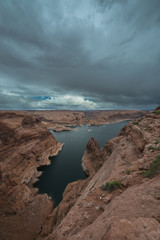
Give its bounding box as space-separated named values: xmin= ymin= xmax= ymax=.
xmin=34 ymin=121 xmax=128 ymax=207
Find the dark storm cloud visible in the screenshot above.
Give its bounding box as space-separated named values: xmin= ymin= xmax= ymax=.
xmin=0 ymin=0 xmax=159 ymax=110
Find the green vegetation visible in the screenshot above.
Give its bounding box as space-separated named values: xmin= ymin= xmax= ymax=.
xmin=132 ymin=118 xmax=142 ymax=126
xmin=133 ymin=121 xmax=139 ymax=125
xmin=101 ymin=180 xmax=122 ymax=192
xmin=154 ymin=139 xmax=160 ymax=145
xmin=126 ymin=169 xmax=131 ymax=175
xmin=148 ymin=145 xmax=156 ymax=151
xmin=142 ymin=154 xmax=160 ymax=178
xmin=152 ymin=110 xmax=160 ymax=115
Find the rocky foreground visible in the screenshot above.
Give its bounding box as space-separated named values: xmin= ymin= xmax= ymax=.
xmin=1 ymin=109 xmax=160 ymax=240
xmin=0 ymin=112 xmax=63 ymax=240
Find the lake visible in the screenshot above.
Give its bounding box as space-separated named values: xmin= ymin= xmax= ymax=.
xmin=34 ymin=121 xmax=128 ymax=207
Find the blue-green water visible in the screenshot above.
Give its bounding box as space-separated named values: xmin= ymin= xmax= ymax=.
xmin=34 ymin=121 xmax=128 ymax=207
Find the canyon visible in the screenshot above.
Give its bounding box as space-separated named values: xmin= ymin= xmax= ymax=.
xmin=1 ymin=109 xmax=160 ymax=239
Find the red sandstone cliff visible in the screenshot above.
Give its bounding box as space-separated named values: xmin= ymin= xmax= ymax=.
xmin=40 ymin=111 xmax=160 ymax=240
xmin=0 ymin=112 xmax=63 ymax=240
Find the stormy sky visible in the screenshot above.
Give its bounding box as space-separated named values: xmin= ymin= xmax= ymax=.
xmin=0 ymin=0 xmax=160 ymax=110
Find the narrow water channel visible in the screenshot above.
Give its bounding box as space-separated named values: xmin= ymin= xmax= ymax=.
xmin=34 ymin=121 xmax=128 ymax=207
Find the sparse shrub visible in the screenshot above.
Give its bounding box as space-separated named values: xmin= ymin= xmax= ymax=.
xmin=152 ymin=110 xmax=160 ymax=115
xmin=133 ymin=121 xmax=138 ymax=125
xmin=142 ymin=154 xmax=160 ymax=178
xmin=132 ymin=118 xmax=142 ymax=125
xmin=154 ymin=139 xmax=160 ymax=145
xmin=126 ymin=169 xmax=131 ymax=175
xmin=101 ymin=180 xmax=122 ymax=192
xmin=148 ymin=145 xmax=156 ymax=151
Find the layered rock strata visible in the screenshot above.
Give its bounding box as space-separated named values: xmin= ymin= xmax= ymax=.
xmin=0 ymin=112 xmax=63 ymax=240
xmin=33 ymin=110 xmax=146 ymax=131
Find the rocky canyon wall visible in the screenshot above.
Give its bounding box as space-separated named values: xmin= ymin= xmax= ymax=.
xmin=41 ymin=111 xmax=160 ymax=240
xmin=1 ymin=109 xmax=160 ymax=240
xmin=0 ymin=112 xmax=63 ymax=240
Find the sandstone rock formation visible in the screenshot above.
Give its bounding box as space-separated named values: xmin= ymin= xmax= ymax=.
xmin=21 ymin=115 xmax=41 ymax=127
xmin=41 ymin=111 xmax=160 ymax=240
xmin=82 ymin=137 xmax=100 ymax=176
xmin=1 ymin=109 xmax=158 ymax=240
xmin=0 ymin=112 xmax=63 ymax=240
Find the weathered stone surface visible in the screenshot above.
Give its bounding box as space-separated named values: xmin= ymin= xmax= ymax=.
xmin=21 ymin=115 xmax=41 ymax=127
xmin=0 ymin=194 xmax=53 ymax=240
xmin=0 ymin=111 xmax=63 ymax=240
xmin=81 ymin=138 xmax=100 ymax=176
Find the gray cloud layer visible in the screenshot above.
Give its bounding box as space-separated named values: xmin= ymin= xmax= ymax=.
xmin=0 ymin=0 xmax=160 ymax=110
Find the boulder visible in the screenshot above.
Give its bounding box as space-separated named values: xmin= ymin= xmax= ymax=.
xmin=21 ymin=115 xmax=41 ymax=127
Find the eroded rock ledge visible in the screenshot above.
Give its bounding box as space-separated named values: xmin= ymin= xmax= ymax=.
xmin=0 ymin=112 xmax=63 ymax=240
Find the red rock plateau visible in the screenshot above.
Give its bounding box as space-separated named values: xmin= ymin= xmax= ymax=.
xmin=1 ymin=109 xmax=160 ymax=240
